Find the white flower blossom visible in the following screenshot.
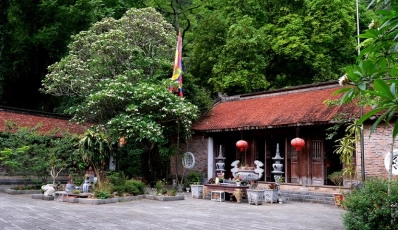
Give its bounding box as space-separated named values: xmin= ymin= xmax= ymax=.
xmin=338 ymin=74 xmax=349 ymax=86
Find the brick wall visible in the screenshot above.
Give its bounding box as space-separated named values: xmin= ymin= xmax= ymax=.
xmin=170 ymin=135 xmax=208 ymax=179
xmin=357 ymin=123 xmax=397 ymax=178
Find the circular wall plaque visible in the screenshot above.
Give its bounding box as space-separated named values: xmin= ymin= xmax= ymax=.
xmin=182 ymin=152 xmax=195 ymax=169
xmin=384 ymin=150 xmax=398 ymax=175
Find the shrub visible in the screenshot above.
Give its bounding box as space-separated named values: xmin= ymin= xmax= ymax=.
xmin=94 ymin=190 xmax=111 ymax=199
xmin=154 ymin=179 xmax=165 ymax=195
xmin=127 ymin=180 xmax=146 ymax=195
xmin=111 ymin=179 xmax=146 ymax=196
xmin=123 ymin=181 xmax=139 ymax=195
xmin=112 ymin=185 xmax=126 ymax=196
xmin=328 ymin=170 xmax=344 ymax=186
xmin=107 ymin=171 xmax=128 ymax=186
xmin=185 ymin=171 xmax=202 ymax=186
xmin=73 ymin=178 xmax=84 ymax=186
xmin=343 ymin=177 xmax=398 ymax=230
xmin=11 ymin=184 xmax=41 ymax=190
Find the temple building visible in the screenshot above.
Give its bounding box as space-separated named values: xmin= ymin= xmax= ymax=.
xmin=176 ymin=81 xmax=397 ymax=189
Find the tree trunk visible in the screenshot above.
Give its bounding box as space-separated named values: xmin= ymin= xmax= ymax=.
xmin=388 ymin=138 xmax=394 ymax=196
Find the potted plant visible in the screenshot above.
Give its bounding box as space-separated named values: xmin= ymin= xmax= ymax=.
xmin=234 ymin=174 xmax=242 ymax=186
xmin=328 ymin=170 xmax=344 ymax=187
xmin=185 ymin=171 xmax=203 ymax=198
xmin=217 ymin=172 xmax=224 ymax=183
xmin=247 ymin=183 xmax=265 ymax=205
xmin=328 ymin=170 xmax=344 ymax=207
xmin=264 ymin=183 xmax=278 ymax=203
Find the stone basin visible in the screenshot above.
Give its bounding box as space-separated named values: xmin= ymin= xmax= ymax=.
xmin=236 ymin=170 xmax=260 ymax=182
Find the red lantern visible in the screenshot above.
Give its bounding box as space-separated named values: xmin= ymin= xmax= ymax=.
xmin=236 ymin=140 xmax=248 ymax=152
xmin=291 ymin=138 xmax=305 ymax=151
xmin=119 ymin=137 xmax=126 ymax=147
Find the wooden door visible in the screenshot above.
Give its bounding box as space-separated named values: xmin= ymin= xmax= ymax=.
xmin=311 ymin=140 xmax=324 ymax=185
xmin=288 ymin=144 xmax=299 ymax=183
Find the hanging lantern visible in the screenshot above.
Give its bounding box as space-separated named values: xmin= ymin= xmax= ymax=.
xmin=291 ymin=138 xmax=305 ymax=151
xmin=119 ymin=137 xmax=126 ymax=147
xmin=236 ymin=140 xmax=248 ymax=152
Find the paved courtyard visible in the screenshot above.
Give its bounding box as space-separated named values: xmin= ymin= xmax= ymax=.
xmin=0 ymin=189 xmax=345 ymax=230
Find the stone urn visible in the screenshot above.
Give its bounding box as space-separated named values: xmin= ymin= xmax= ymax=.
xmin=65 ymin=183 xmax=75 ymax=194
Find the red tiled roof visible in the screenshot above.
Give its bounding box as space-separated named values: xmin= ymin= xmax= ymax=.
xmin=193 ymin=82 xmax=361 ymax=132
xmin=0 ymin=107 xmax=90 ymax=136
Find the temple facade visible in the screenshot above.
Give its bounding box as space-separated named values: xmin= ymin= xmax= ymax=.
xmin=177 ymin=81 xmax=397 ymax=187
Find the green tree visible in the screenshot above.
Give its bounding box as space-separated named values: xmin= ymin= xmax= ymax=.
xmin=42 ymin=8 xmax=200 ymax=181
xmin=0 ymin=121 xmax=81 ymax=183
xmin=42 ymin=7 xmax=175 ymax=101
xmin=0 ymin=146 xmax=30 ymax=180
xmin=77 ymin=128 xmax=112 ymax=188
xmin=189 ymin=0 xmax=372 ymax=95
xmin=336 ymin=1 xmax=398 ymax=194
xmin=334 ymin=4 xmax=398 ymax=228
xmin=0 ymin=0 xmax=146 ymax=111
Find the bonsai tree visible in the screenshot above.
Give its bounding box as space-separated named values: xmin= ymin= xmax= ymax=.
xmin=328 ymin=170 xmax=344 ymax=187
xmin=49 ymin=154 xmax=67 ymax=185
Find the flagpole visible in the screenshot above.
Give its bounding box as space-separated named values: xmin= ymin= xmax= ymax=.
xmin=356 ymin=0 xmax=365 ymax=182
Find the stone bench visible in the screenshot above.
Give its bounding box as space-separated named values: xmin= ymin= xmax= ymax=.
xmin=54 ymin=191 xmax=92 ymax=202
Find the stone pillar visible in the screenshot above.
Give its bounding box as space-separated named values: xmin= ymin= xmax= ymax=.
xmin=208 ymin=137 xmax=214 ymax=179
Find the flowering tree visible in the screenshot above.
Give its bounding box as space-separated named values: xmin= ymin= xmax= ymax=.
xmin=41 ymin=7 xmax=199 ymax=179
xmin=41 ymin=7 xmax=175 ymax=102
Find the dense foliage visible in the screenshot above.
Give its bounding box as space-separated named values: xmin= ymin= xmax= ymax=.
xmin=0 ymin=0 xmax=146 ymax=111
xmin=42 ymin=8 xmax=200 ymax=182
xmin=1 ymin=0 xmax=373 ymax=112
xmin=343 ymin=178 xmax=398 ymax=229
xmin=106 ymin=171 xmax=146 ymax=196
xmin=335 ymin=0 xmax=398 ymax=192
xmin=188 ymin=0 xmax=372 ymax=95
xmin=0 ymin=121 xmax=81 ymax=183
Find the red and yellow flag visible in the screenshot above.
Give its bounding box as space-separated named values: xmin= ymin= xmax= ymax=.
xmin=170 ymin=29 xmax=183 ymax=97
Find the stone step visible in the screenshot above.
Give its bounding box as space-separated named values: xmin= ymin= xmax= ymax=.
xmin=281 ymin=190 xmax=335 ymax=205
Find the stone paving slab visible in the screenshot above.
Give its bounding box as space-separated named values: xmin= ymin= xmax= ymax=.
xmin=0 ymin=189 xmax=346 ymax=230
